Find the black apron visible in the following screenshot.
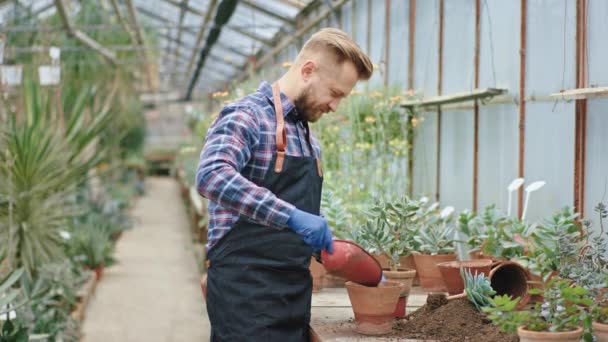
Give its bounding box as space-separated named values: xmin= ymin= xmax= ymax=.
xmin=206 ymin=82 xmax=323 ymax=341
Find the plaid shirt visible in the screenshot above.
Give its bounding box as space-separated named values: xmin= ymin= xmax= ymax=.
xmin=196 ymin=81 xmax=322 ymax=250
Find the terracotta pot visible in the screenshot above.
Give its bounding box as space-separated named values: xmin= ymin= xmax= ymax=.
xmin=87 ymin=265 xmax=104 ymax=281
xmin=412 ymin=253 xmax=457 ymax=291
xmin=309 ymin=257 xmax=326 ymax=292
xmin=393 ymin=295 xmax=407 ymax=318
xmin=468 ymin=250 xmax=500 ymax=261
xmin=400 ymin=255 xmax=419 ymax=286
xmin=517 ymin=326 xmax=583 ymax=342
xmin=383 ymin=268 xmax=416 ymax=297
xmin=322 ymin=273 xmax=347 ymax=288
xmin=373 ymin=254 xmax=419 ymax=286
xmin=490 ymin=261 xmax=531 ymax=309
xmin=321 ymin=240 xmax=382 ymax=287
xmin=594 ymin=321 xmax=608 ymax=342
xmin=437 ymin=259 xmax=493 ymax=295
xmin=345 ymin=281 xmax=404 ymax=335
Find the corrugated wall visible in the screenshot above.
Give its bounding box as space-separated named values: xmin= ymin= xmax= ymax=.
xmin=251 ymin=0 xmax=608 ymax=227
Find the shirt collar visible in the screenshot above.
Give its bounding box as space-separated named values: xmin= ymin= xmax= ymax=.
xmin=258 ymin=81 xmax=300 ymax=120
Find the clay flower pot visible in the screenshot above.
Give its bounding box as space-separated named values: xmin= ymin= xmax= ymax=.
xmin=517 ymin=326 xmax=583 ymax=342
xmin=400 ymin=254 xmax=419 ymax=285
xmin=437 ymin=259 xmax=493 ymax=295
xmin=383 ymin=268 xmax=416 ymax=318
xmin=490 ymin=261 xmax=531 ymax=309
xmin=373 ymin=254 xmax=419 ymax=285
xmin=412 ymin=253 xmax=457 ymax=291
xmin=321 ymin=240 xmax=382 ymax=287
xmin=383 ymin=269 xmax=416 ymax=297
xmin=345 ymin=281 xmax=404 ymax=335
xmin=309 ymin=257 xmax=326 ymax=292
xmin=594 ymin=321 xmax=608 ymax=342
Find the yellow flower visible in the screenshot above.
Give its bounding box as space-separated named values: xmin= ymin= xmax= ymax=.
xmin=364 ymin=116 xmax=376 ymax=123
xmin=212 ymin=91 xmax=230 ymax=98
xmin=390 ymin=95 xmax=403 ymax=103
xmin=371 ymin=91 xmax=383 ymax=98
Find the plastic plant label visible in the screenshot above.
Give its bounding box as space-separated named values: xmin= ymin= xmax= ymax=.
xmin=49 ymin=46 xmax=61 ymax=61
xmin=38 ymin=65 xmax=61 ymax=85
xmin=0 ymin=65 xmax=23 ymax=86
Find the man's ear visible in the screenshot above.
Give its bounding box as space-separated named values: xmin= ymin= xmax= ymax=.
xmin=300 ymin=60 xmax=317 ymax=82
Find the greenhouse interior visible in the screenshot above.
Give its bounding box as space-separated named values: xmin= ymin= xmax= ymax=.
xmin=1 ymin=0 xmax=608 ymax=341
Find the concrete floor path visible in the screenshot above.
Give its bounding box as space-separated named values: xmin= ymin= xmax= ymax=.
xmin=82 ymin=177 xmax=210 ymax=342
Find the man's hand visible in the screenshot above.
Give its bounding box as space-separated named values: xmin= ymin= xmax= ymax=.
xmin=287 ymin=208 xmax=334 ymax=253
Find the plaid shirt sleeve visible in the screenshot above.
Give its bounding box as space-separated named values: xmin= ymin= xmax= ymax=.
xmin=196 ymin=104 xmax=295 ymax=229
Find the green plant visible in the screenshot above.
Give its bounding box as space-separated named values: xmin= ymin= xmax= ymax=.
xmin=481 ymin=220 xmax=532 ymax=260
xmin=68 ymin=225 xmax=113 ymax=269
xmin=461 ymin=268 xmax=496 ymax=311
xmin=0 ymin=318 xmax=28 ymax=342
xmin=0 ymin=268 xmax=25 ymax=317
xmin=484 ymin=279 xmax=592 ymax=335
xmin=320 ymin=185 xmax=352 ymax=240
xmin=17 ymin=261 xmax=86 ymax=341
xmin=354 ymin=197 xmax=420 ymax=271
xmin=521 ymin=207 xmax=582 ymax=281
xmin=413 ymin=207 xmax=456 ymax=255
xmin=0 ymin=79 xmax=113 ymax=277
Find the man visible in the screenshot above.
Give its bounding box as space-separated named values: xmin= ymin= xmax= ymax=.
xmin=196 ymin=28 xmax=373 ymax=341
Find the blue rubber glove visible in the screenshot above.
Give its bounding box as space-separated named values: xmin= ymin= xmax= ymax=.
xmin=287 ymin=208 xmax=334 ymax=253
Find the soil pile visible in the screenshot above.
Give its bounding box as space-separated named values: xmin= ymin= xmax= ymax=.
xmin=392 ymin=294 xmax=518 ymax=342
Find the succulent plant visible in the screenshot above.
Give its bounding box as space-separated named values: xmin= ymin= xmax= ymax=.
xmin=461 ymin=268 xmax=496 ymax=311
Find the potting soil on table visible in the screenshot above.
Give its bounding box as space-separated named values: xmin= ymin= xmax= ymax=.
xmin=392 ymin=294 xmax=519 ymax=342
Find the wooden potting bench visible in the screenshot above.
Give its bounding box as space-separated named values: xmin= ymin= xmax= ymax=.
xmin=309 ymin=286 xmax=434 ymax=341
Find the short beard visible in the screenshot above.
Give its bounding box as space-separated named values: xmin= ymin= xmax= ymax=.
xmin=294 ymin=87 xmax=318 ymax=123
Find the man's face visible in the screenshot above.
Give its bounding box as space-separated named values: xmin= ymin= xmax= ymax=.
xmin=295 ymin=59 xmax=359 ymax=123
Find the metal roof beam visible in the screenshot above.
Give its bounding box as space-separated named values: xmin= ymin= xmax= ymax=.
xmin=239 ymin=0 xmax=295 ymax=26
xmin=161 ymin=0 xmax=206 ymax=17
xmin=53 ymin=0 xmax=117 ymax=65
xmin=125 ymin=0 xmax=157 ymax=90
xmin=136 ymin=5 xmax=197 ymax=36
xmin=215 ymin=41 xmax=251 ymax=58
xmin=172 ymin=0 xmax=189 ymax=67
xmin=227 ymin=26 xmax=272 ymax=46
xmin=184 ymin=0 xmax=218 ymax=81
xmin=209 ymin=52 xmax=243 ymax=68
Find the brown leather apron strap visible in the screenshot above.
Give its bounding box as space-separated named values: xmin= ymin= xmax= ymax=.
xmin=271 ymin=82 xmax=287 ymax=173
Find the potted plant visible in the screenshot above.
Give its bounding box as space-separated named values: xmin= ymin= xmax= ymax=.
xmin=411 ymin=206 xmax=458 ymax=291
xmin=457 ymin=205 xmax=510 ymax=260
xmin=345 ymin=280 xmax=404 ymax=335
xmin=353 ymin=197 xmax=418 ymax=316
xmin=483 ymin=278 xmax=592 ymax=342
xmin=68 ymin=225 xmax=114 ymax=281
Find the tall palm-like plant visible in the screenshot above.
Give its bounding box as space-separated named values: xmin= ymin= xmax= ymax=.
xmin=0 ymin=77 xmax=114 ymax=277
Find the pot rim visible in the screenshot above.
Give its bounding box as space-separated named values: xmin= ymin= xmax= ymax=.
xmin=437 ymin=259 xmax=493 ymax=268
xmin=345 ymin=280 xmax=404 ymax=289
xmin=517 ymin=326 xmax=583 ymax=337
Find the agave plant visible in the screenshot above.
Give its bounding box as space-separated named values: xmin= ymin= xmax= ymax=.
xmin=0 ymin=78 xmax=113 ymax=277
xmin=461 ymin=268 xmax=496 ymax=311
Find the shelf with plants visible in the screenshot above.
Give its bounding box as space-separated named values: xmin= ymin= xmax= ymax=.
xmin=0 ymin=1 xmax=147 ymax=339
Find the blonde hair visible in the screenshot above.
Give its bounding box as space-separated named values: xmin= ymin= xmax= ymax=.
xmin=297 ymin=28 xmax=373 ymax=80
